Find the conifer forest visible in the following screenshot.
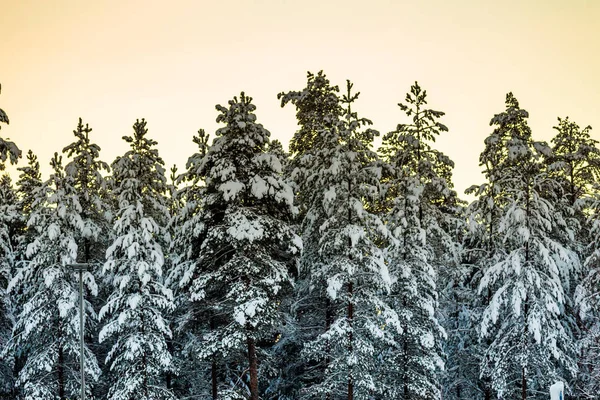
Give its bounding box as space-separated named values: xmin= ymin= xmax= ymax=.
xmin=1 ymin=71 xmax=600 ymax=400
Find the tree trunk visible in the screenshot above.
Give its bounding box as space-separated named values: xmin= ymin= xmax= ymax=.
xmin=210 ymin=315 xmax=218 ymax=399
xmin=57 ymin=344 xmax=65 ymax=400
xmin=521 ymin=367 xmax=527 ymax=400
xmin=247 ymin=335 xmax=259 ymax=400
xmin=347 ymin=281 xmax=354 ymax=400
xmin=325 ymin=298 xmax=333 ymax=400
xmin=212 ymin=358 xmax=218 ymax=400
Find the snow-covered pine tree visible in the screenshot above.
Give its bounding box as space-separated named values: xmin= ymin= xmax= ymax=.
xmin=9 ymin=150 xmax=43 ymax=396
xmin=276 ymin=71 xmax=345 ymax=398
xmin=546 ymin=117 xmax=600 ymax=398
xmin=0 ymin=175 xmax=19 ymax=396
xmin=0 ymin=84 xmax=21 ymax=170
xmin=7 ymin=153 xmax=101 ymax=399
xmin=378 ymin=81 xmax=457 ymax=399
xmin=576 ymin=184 xmax=600 ymax=399
xmin=98 ymin=119 xmax=175 ymax=400
xmin=61 ymin=118 xmax=112 ymax=398
xmin=177 ymin=93 xmax=300 ymax=400
xmin=290 ymin=80 xmax=398 ymax=400
xmin=16 ymin=150 xmax=42 ymax=223
xmin=278 ymin=70 xmax=343 ymax=216
xmin=62 ymin=118 xmax=111 ymax=265
xmin=477 ymin=93 xmax=578 ymax=399
xmin=167 ymin=128 xmax=209 ymax=398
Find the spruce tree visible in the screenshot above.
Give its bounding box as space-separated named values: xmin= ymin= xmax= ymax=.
xmin=277 ymin=71 xmax=345 ymax=398
xmin=576 ymin=186 xmax=600 ymax=399
xmin=7 ymin=153 xmax=101 ymax=399
xmin=167 ymin=128 xmax=211 ymax=398
xmin=177 ymin=93 xmax=299 ymax=400
xmin=0 ymin=175 xmax=19 ymax=396
xmin=62 ymin=118 xmax=112 ymax=398
xmin=547 ymin=117 xmax=600 ymax=398
xmin=477 ymin=94 xmax=578 ymax=399
xmin=290 ymin=80 xmax=399 ymax=400
xmin=379 ymin=82 xmax=456 ymax=399
xmin=99 ymin=119 xmax=175 ymax=400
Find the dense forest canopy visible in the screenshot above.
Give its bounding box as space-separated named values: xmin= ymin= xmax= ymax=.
xmin=1 ymin=72 xmax=599 ymax=399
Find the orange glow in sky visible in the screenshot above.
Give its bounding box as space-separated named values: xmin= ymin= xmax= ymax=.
xmin=2 ymin=0 xmax=599 ymax=195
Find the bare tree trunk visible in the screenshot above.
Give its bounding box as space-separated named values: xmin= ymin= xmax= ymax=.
xmin=247 ymin=335 xmax=259 ymax=400
xmin=347 ymin=281 xmax=354 ymax=400
xmin=212 ymin=358 xmax=218 ymax=400
xmin=57 ymin=344 xmax=65 ymax=400
xmin=521 ymin=367 xmax=527 ymax=400
xmin=325 ymin=298 xmax=333 ymax=400
xmin=211 ymin=316 xmax=218 ymax=400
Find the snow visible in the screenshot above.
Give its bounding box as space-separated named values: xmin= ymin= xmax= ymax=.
xmin=219 ymin=180 xmax=244 ymax=201
xmin=326 ymin=275 xmax=343 ymax=300
xmin=550 ymin=381 xmax=564 ymax=400
xmin=226 ymin=214 xmax=264 ymax=243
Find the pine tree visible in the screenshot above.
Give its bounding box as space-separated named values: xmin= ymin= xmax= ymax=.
xmin=0 ymin=175 xmax=19 ymax=396
xmin=576 ymin=186 xmax=600 ymax=399
xmin=8 ymin=150 xmax=43 ymax=398
xmin=62 ymin=118 xmax=112 ymax=398
xmin=62 ymin=118 xmax=111 ymax=264
xmin=7 ymin=153 xmax=101 ymax=399
xmin=99 ymin=119 xmax=175 ymax=400
xmin=379 ymin=82 xmax=456 ymax=399
xmin=546 ymin=117 xmax=600 ymax=398
xmin=289 ymin=80 xmax=398 ymax=400
xmin=16 ymin=151 xmax=42 ymax=222
xmin=477 ymin=93 xmax=578 ymax=399
xmin=177 ymin=93 xmax=300 ymax=400
xmin=167 ymin=128 xmax=211 ymax=398
xmin=277 ymin=71 xmax=345 ymax=398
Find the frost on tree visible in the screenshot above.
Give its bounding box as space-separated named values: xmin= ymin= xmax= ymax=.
xmin=7 ymin=154 xmax=101 ymax=399
xmin=379 ymin=82 xmax=456 ymax=399
xmin=177 ymin=93 xmax=300 ymax=400
xmin=99 ymin=119 xmax=176 ymax=400
xmin=167 ymin=128 xmax=210 ymax=397
xmin=0 ymin=84 xmax=21 ymax=170
xmin=476 ymin=94 xmax=578 ymax=399
xmin=547 ymin=117 xmax=600 ymax=398
xmin=575 ymin=186 xmax=600 ymax=399
xmin=277 ymin=71 xmax=344 ymax=398
xmin=287 ymin=80 xmax=399 ymax=400
xmin=0 ymin=175 xmax=20 ymax=396
xmin=62 ymin=118 xmax=111 ymax=264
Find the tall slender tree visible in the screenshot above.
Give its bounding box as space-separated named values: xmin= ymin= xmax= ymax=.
xmin=379 ymin=82 xmax=456 ymax=399
xmin=290 ymin=80 xmax=399 ymax=400
xmin=99 ymin=119 xmax=176 ymax=400
xmin=0 ymin=175 xmax=19 ymax=396
xmin=576 ymin=185 xmax=600 ymax=399
xmin=477 ymin=94 xmax=578 ymax=399
xmin=7 ymin=154 xmax=101 ymax=399
xmin=277 ymin=71 xmax=345 ymax=398
xmin=167 ymin=128 xmax=210 ymax=398
xmin=547 ymin=117 xmax=600 ymax=398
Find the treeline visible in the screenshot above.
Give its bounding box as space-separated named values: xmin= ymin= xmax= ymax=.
xmin=0 ymin=71 xmax=599 ymax=400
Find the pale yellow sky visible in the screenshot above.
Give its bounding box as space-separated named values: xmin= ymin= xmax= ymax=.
xmin=2 ymin=0 xmax=599 ymax=196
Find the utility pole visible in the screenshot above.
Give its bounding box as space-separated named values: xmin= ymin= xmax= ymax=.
xmin=67 ymin=263 xmax=90 ymax=400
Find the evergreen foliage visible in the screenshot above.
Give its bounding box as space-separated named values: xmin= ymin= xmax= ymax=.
xmin=99 ymin=119 xmax=176 ymax=400
xmin=7 ymin=154 xmax=101 ymax=399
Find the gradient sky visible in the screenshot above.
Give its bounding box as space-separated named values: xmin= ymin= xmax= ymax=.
xmin=2 ymin=0 xmax=599 ymax=196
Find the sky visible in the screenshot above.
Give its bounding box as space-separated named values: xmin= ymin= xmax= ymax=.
xmin=2 ymin=0 xmax=599 ymax=197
